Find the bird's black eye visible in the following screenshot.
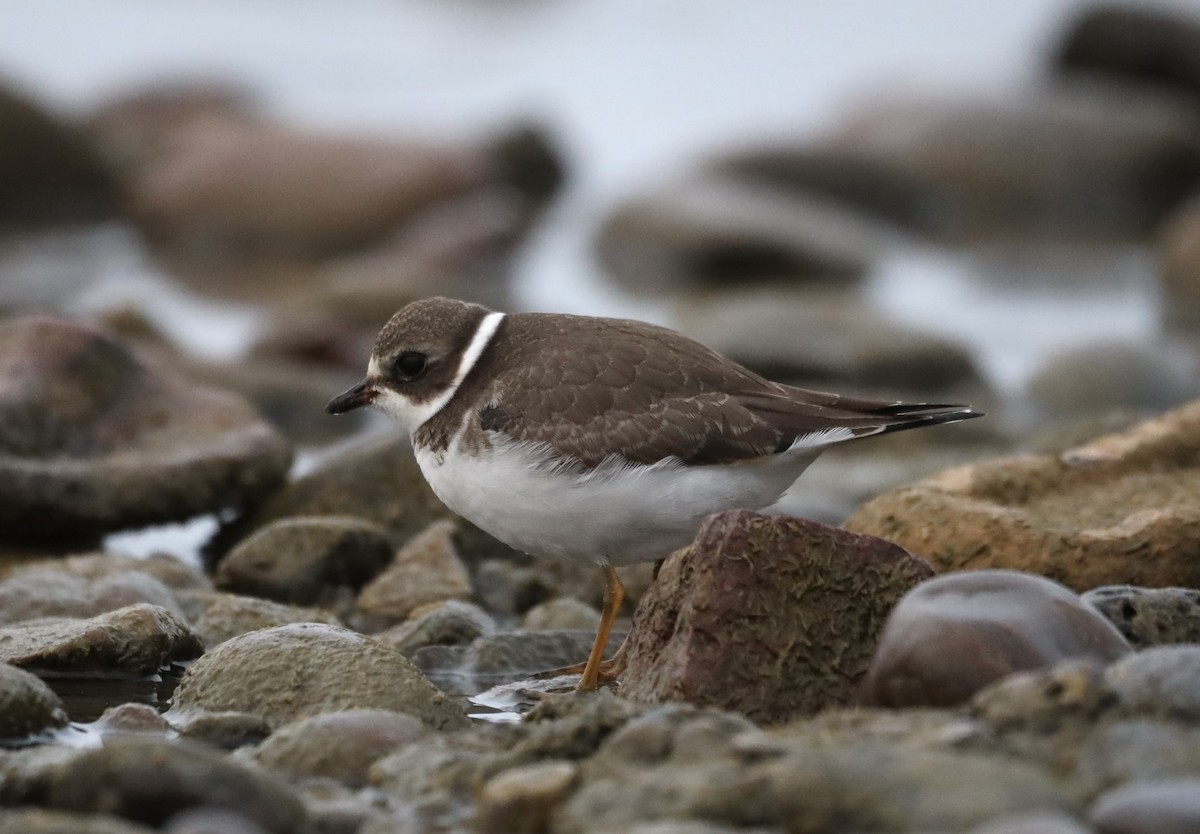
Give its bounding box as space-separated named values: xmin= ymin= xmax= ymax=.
xmin=392 ymin=351 xmax=427 ymax=379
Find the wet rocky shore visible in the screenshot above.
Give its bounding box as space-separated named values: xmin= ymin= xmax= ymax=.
xmin=4 ymin=4 xmax=1200 ymax=833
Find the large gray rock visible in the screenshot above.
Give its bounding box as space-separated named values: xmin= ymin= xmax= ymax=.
xmin=0 ymin=316 xmax=292 ymax=546
xmin=1090 ymin=778 xmax=1200 ymax=834
xmin=168 ymin=623 xmax=466 ymax=731
xmin=622 ymin=511 xmax=933 ymax=723
xmin=178 ymin=590 xmax=341 ymax=648
xmin=861 ymin=570 xmax=1131 ymax=708
xmin=0 ymin=568 xmax=180 ymax=625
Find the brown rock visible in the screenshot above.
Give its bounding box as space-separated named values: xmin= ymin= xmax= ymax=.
xmin=0 ymin=567 xmax=181 ymax=624
xmin=0 ymin=603 xmax=203 ymax=677
xmin=520 ymin=598 xmax=601 ymax=632
xmin=622 ymin=510 xmax=934 ymax=723
xmin=0 ymin=81 xmax=115 ymax=226
xmin=355 ymin=520 xmax=472 ymax=628
xmin=594 ymin=175 xmax=898 ymax=295
xmin=0 ymin=316 xmax=292 ymax=546
xmin=1053 ymin=5 xmax=1200 ymax=103
xmin=714 ymin=85 xmax=1200 ymax=243
xmin=861 ymin=570 xmax=1131 ymax=708
xmin=217 ymin=515 xmax=393 ymax=607
xmin=0 ymin=810 xmax=155 ymax=834
xmin=845 ymin=400 xmax=1200 ymax=590
xmin=674 ymin=287 xmax=986 ymax=397
xmin=375 ymin=599 xmax=494 ymax=658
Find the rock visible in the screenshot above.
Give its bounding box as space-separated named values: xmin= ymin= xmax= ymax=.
xmin=43 ymin=737 xmax=310 ymax=834
xmin=174 ymin=711 xmax=272 ymax=750
xmin=178 ymin=590 xmax=341 ymax=648
xmin=521 ymin=598 xmax=602 ymax=632
xmin=845 ymin=400 xmax=1200 ymax=590
xmin=970 ymin=660 xmax=1118 ymax=734
xmin=0 ymin=80 xmax=114 ymax=226
xmin=561 ymin=733 xmax=1075 ymax=833
xmin=216 ymin=516 xmax=393 ymax=607
xmin=354 ymin=520 xmax=472 ymax=628
xmin=253 ymin=709 xmax=426 ymax=788
xmin=206 ymin=431 xmax=462 ymax=566
xmin=0 ymin=568 xmax=181 ymax=624
xmin=0 ymin=316 xmax=292 ymax=546
xmin=0 ymin=663 xmax=68 ymax=739
xmin=1090 ymin=778 xmax=1200 ymax=833
xmin=1053 ymin=5 xmax=1200 ymax=103
xmin=475 ymin=760 xmax=578 ymax=834
xmin=99 ymin=101 xmax=561 ymax=274
xmin=1159 ymin=197 xmax=1200 ymax=330
xmin=674 ymin=287 xmax=985 ymax=397
xmin=0 ymin=604 xmax=203 ymax=677
xmin=1082 ymin=586 xmax=1200 ymax=647
xmin=863 ymin=571 xmax=1130 ymax=708
xmin=1106 ymin=645 xmax=1200 ymax=719
xmin=165 ymin=808 xmax=270 ymax=834
xmin=713 ymin=85 xmax=1200 ymax=243
xmin=1026 ymin=340 xmax=1197 ymax=419
xmin=0 ymin=809 xmax=155 ymax=834
xmin=1074 ymin=719 xmax=1200 ymax=800
xmin=594 ymin=175 xmax=898 ymax=295
xmin=168 ymin=623 xmax=467 ymax=731
xmin=622 ymin=510 xmax=934 ymax=723
xmin=93 ymin=703 xmax=170 ymax=736
xmin=374 ymin=599 xmax=495 ymax=658
xmin=968 ymin=811 xmax=1093 ymax=834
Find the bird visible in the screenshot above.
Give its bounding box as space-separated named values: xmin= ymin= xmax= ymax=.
xmin=326 ymin=297 xmax=981 ymax=692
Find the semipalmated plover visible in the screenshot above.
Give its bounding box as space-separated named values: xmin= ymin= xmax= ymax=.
xmin=327 ymin=297 xmax=980 ymax=691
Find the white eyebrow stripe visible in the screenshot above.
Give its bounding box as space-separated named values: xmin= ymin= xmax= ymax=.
xmin=380 ymin=311 xmax=505 ymax=432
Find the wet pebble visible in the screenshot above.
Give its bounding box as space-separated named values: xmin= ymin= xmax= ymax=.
xmin=968 ymin=811 xmax=1093 ymax=834
xmin=374 ymin=599 xmax=495 ymax=658
xmin=168 ymin=622 xmax=467 ymax=731
xmin=93 ymin=702 xmax=171 ymax=736
xmin=253 ymin=709 xmax=426 ymax=788
xmin=862 ymin=570 xmax=1131 ymax=708
xmin=623 ymin=510 xmax=934 ymax=723
xmin=216 ymin=515 xmax=393 ymax=607
xmin=174 ymin=711 xmax=272 ymax=751
xmin=1089 ymin=778 xmax=1200 ymax=834
xmin=354 ymin=519 xmax=472 ymax=629
xmin=0 ymin=603 xmax=204 ymax=677
xmin=0 ymin=663 xmax=68 ymax=739
xmin=1082 ymin=586 xmax=1200 ymax=647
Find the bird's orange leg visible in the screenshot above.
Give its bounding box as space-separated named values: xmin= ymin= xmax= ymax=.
xmin=577 ymin=564 xmax=625 ymax=692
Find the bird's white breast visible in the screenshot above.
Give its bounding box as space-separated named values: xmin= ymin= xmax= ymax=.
xmin=415 ymin=431 xmax=823 ymax=566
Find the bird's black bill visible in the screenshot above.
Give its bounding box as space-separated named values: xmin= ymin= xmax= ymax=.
xmin=326 ymin=381 xmax=376 ymax=414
